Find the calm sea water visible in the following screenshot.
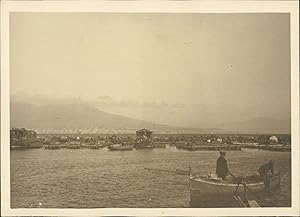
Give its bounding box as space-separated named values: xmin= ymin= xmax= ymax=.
xmin=11 ymin=147 xmax=291 ymax=208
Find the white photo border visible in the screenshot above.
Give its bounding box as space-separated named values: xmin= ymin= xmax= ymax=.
xmin=1 ymin=1 xmax=299 ymax=216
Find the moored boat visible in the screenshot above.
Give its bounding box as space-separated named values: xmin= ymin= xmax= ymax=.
xmin=67 ymin=145 xmax=81 ymax=149
xmin=108 ymin=144 xmax=133 ymax=151
xmin=66 ymin=141 xmax=81 ymax=149
xmin=176 ymin=143 xmax=242 ymax=151
xmin=153 ymin=142 xmax=167 ymax=148
xmin=10 ymin=146 xmax=28 ymax=150
xmin=90 ymin=144 xmax=100 ymax=149
xmin=189 ymin=173 xmax=280 ymax=207
xmin=45 ymin=144 xmax=60 ymax=150
xmin=134 ymin=144 xmax=154 ymax=150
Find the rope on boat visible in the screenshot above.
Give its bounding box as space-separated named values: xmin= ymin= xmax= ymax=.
xmin=144 ymin=167 xmax=190 ymax=175
xmin=230 ymin=172 xmax=274 ymax=206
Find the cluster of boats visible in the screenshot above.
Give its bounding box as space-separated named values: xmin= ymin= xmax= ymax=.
xmin=45 ymin=129 xmax=170 ymax=151
xmin=107 ymin=143 xmax=165 ymax=151
xmin=175 ymin=142 xmax=291 ymax=152
xmin=44 ymin=141 xmax=101 ymax=150
xmin=45 ymin=142 xmax=164 ymax=151
xmin=176 ymin=143 xmax=242 ymax=151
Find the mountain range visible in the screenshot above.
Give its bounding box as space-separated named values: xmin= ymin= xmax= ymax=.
xmin=10 ymin=102 xmax=203 ymax=134
xmin=10 ymin=101 xmax=290 ymax=134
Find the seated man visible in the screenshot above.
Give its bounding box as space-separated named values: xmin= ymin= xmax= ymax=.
xmin=258 ymin=160 xmax=274 ymax=190
xmin=216 ymin=150 xmax=229 ymax=179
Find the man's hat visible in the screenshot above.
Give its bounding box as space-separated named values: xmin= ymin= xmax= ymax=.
xmin=219 ymin=150 xmax=226 ymax=155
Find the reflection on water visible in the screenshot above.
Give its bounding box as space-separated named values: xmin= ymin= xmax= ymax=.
xmin=11 ymin=148 xmax=291 ymax=208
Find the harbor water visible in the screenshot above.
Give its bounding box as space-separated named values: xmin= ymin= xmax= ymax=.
xmin=11 ymin=147 xmax=291 ymax=208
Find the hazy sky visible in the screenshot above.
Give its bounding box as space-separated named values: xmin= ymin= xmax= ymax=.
xmin=10 ymin=13 xmax=291 ymax=127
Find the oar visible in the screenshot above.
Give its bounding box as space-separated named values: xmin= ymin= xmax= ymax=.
xmin=228 ymin=172 xmax=272 ymax=203
xmin=144 ymin=167 xmax=189 ymax=175
xmin=228 ymin=171 xmax=241 ymax=182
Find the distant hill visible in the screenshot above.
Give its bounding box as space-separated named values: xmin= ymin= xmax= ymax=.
xmin=10 ymin=101 xmax=290 ymax=134
xmin=222 ymin=117 xmax=291 ymax=134
xmin=10 ymin=102 xmax=204 ymax=133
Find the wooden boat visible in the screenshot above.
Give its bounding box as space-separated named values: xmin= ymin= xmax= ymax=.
xmin=67 ymin=144 xmax=81 ymax=149
xmin=134 ymin=144 xmax=154 ymax=150
xmin=153 ymin=142 xmax=167 ymax=148
xmin=189 ymin=173 xmax=280 ymax=207
xmin=90 ymin=145 xmax=100 ymax=149
xmin=190 ymin=173 xmax=280 ymax=196
xmin=66 ymin=141 xmax=81 ymax=149
xmin=10 ymin=146 xmax=28 ymax=150
xmin=45 ymin=144 xmax=60 ymax=150
xmin=108 ymin=144 xmax=133 ymax=151
xmin=176 ymin=143 xmax=241 ymax=151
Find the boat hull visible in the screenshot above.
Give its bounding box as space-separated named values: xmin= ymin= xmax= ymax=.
xmin=134 ymin=146 xmax=154 ymax=150
xmin=108 ymin=145 xmax=133 ymax=151
xmin=190 ymin=173 xmax=280 ymax=207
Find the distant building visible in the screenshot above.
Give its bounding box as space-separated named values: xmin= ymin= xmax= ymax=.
xmin=269 ymin=136 xmax=278 ymax=144
xmin=135 ymin=128 xmax=154 ymax=149
xmin=136 ymin=128 xmax=153 ymax=138
xmin=10 ymin=128 xmax=38 ymax=149
xmin=10 ymin=128 xmax=37 ymax=140
xmin=216 ymin=138 xmax=223 ymax=143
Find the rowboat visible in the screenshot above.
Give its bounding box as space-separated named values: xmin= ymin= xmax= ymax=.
xmin=45 ymin=144 xmax=60 ymax=150
xmin=189 ymin=173 xmax=280 ymax=207
xmin=66 ymin=141 xmax=81 ymax=149
xmin=190 ymin=173 xmax=280 ymax=196
xmin=108 ymin=144 xmax=133 ymax=151
xmin=90 ymin=145 xmax=100 ymax=149
xmin=134 ymin=144 xmax=154 ymax=150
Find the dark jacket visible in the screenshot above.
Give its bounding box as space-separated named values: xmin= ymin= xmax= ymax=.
xmin=258 ymin=162 xmax=274 ymax=175
xmin=216 ymin=156 xmax=229 ymax=178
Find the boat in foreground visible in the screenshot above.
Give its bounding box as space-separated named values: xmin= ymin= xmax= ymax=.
xmin=189 ymin=173 xmax=280 ymax=207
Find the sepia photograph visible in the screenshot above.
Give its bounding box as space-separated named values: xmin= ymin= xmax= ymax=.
xmin=1 ymin=1 xmax=299 ymax=216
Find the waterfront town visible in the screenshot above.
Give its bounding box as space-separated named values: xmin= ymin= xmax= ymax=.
xmin=10 ymin=127 xmax=291 ymax=152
